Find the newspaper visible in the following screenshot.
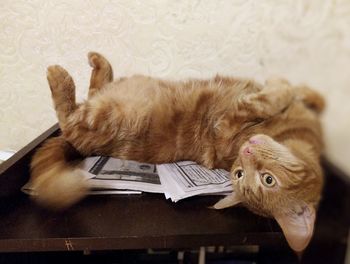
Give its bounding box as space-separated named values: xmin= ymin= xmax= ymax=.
xmin=81 ymin=157 xmax=233 ymax=202
xmin=157 ymin=161 xmax=232 ymax=202
xmin=22 ymin=156 xmax=233 ymax=202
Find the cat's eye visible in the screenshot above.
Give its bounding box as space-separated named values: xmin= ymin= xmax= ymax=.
xmin=233 ymin=169 xmax=245 ymax=180
xmin=261 ymin=173 xmax=276 ymax=187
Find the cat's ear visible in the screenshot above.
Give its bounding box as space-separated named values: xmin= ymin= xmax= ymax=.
xmin=274 ymin=205 xmax=316 ymax=252
xmin=211 ymin=193 xmax=241 ymax=209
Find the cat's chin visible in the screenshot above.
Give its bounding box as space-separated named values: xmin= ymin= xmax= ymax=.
xmin=243 ymin=202 xmax=272 ymax=218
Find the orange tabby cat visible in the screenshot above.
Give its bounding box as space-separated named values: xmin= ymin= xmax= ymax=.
xmin=29 ymin=52 xmax=325 ymax=252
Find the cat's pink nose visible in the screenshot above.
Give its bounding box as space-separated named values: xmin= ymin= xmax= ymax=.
xmin=243 ymin=146 xmax=253 ymax=155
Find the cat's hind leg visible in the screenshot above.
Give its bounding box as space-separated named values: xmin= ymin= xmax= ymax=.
xmin=88 ymin=52 xmax=113 ymax=98
xmin=47 ymin=65 xmax=77 ymax=128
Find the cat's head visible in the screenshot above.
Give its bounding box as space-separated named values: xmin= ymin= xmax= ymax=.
xmin=213 ymin=134 xmax=323 ymax=252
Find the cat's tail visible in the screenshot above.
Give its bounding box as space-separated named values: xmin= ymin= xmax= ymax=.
xmin=295 ymin=85 xmax=326 ymax=114
xmin=29 ymin=136 xmax=89 ymax=210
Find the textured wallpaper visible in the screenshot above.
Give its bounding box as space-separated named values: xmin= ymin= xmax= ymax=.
xmin=1 ymin=0 xmax=350 ymax=174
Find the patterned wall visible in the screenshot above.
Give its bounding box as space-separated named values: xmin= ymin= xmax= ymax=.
xmin=1 ymin=0 xmax=350 ymax=174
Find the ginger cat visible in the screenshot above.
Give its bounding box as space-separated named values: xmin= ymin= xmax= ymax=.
xmin=29 ymin=52 xmax=325 ymax=252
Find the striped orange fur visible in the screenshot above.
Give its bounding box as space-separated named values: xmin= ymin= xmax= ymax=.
xmin=29 ymin=52 xmax=325 ymax=252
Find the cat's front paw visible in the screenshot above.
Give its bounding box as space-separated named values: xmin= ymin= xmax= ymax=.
xmin=201 ymin=157 xmax=215 ymax=170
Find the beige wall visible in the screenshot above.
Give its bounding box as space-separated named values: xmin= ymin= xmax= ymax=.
xmin=1 ymin=0 xmax=350 ymax=175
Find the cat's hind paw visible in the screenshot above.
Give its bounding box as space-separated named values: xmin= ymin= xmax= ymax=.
xmin=46 ymin=65 xmax=76 ymax=122
xmin=88 ymin=51 xmax=109 ymax=69
xmin=87 ymin=51 xmax=114 ymax=98
xmin=47 ymin=65 xmax=75 ymax=94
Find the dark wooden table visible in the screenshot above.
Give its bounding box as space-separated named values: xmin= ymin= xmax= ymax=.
xmin=0 ymin=124 xmax=348 ymax=263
